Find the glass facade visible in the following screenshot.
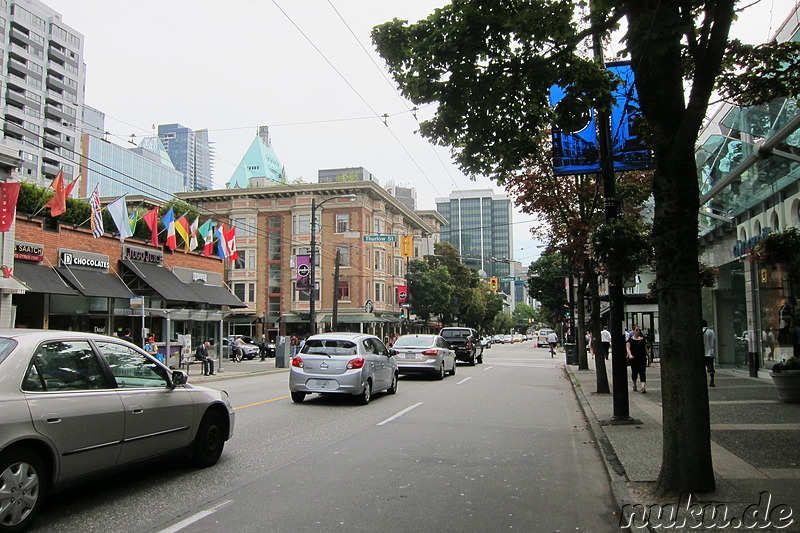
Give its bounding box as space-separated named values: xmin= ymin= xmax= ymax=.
xmin=157 ymin=124 xmax=214 ymax=191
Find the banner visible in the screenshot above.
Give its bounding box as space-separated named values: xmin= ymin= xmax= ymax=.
xmin=0 ymin=182 xmax=21 ymax=232
xmin=296 ymin=254 xmax=311 ymax=292
xmin=397 ymin=284 xmax=409 ymax=305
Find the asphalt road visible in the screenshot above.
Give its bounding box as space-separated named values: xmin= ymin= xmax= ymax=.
xmin=28 ymin=341 xmax=618 ymax=533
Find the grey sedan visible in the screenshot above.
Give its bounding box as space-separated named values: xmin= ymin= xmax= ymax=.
xmin=391 ymin=334 xmax=456 ymax=379
xmin=289 ymin=333 xmax=398 ymax=404
xmin=0 ymin=329 xmax=235 ymax=532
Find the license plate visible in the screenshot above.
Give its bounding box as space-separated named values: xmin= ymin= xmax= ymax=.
xmin=405 ymin=352 xmax=417 ymax=359
xmin=310 ymin=379 xmax=335 ymax=389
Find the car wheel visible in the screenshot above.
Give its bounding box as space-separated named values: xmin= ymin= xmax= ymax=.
xmin=358 ymin=379 xmax=372 ymax=405
xmin=450 ymin=360 xmax=457 ymax=375
xmin=190 ymin=410 xmax=226 ymax=467
xmin=469 ymin=350 xmax=476 ymax=366
xmin=291 ymin=391 xmax=306 ymax=403
xmin=0 ymin=447 xmax=47 ymax=533
xmin=387 ymin=372 xmax=398 ymax=394
xmin=478 ymin=352 xmax=484 ymax=364
xmin=435 ymin=362 xmax=445 ymax=380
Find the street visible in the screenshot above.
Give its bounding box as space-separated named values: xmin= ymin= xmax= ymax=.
xmin=28 ymin=342 xmax=618 ymax=533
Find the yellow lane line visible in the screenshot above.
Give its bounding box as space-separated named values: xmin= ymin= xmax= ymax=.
xmin=234 ymin=395 xmax=290 ymax=410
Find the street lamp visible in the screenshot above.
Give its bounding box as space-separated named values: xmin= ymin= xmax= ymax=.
xmin=309 ymin=194 xmax=357 ymax=337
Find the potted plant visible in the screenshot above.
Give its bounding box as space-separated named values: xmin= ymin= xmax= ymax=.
xmin=747 ymin=228 xmax=800 ymax=282
xmin=770 ymin=357 xmax=800 ymax=402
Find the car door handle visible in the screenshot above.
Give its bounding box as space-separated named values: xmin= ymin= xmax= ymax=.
xmin=129 ymin=405 xmax=144 ymax=415
xmin=43 ymin=413 xmax=61 ymax=424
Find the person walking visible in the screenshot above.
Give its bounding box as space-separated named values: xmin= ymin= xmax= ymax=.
xmin=626 ymin=325 xmax=649 ymax=393
xmin=547 ymin=331 xmax=558 ymax=358
xmin=144 ymin=334 xmax=162 ymax=364
xmin=195 ymin=340 xmax=215 ymax=376
xmin=702 ymin=319 xmax=716 ymax=387
xmin=599 ymin=325 xmax=611 ymax=361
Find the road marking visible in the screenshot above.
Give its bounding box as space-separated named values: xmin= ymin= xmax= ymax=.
xmin=158 ymin=500 xmax=233 ymax=532
xmin=483 ymin=366 xmax=493 ymax=371
xmin=377 ymin=402 xmax=423 ymax=426
xmin=457 ymin=376 xmax=472 ymax=385
xmin=235 ymin=395 xmax=290 ymax=410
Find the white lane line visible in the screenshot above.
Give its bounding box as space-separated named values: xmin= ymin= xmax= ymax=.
xmin=457 ymin=376 xmax=472 ymax=385
xmin=158 ymin=500 xmax=233 ymax=533
xmin=483 ymin=366 xmax=494 ymax=371
xmin=377 ymin=402 xmax=423 ymax=426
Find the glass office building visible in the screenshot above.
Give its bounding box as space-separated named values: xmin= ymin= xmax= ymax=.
xmin=157 ymin=123 xmax=214 ymax=191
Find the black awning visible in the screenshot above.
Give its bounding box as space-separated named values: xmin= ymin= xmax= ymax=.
xmin=121 ymin=259 xmax=199 ymax=302
xmin=14 ymin=262 xmax=78 ymax=295
xmin=187 ymin=282 xmax=247 ymax=308
xmin=55 ymin=266 xmax=133 ymax=299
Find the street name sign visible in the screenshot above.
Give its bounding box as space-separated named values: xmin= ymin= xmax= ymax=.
xmin=363 ymin=235 xmax=397 ymax=243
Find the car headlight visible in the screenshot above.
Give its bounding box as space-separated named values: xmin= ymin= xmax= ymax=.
xmin=221 ymin=390 xmax=233 ymax=409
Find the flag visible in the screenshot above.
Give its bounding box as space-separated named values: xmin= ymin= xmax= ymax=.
xmin=45 ymin=169 xmax=78 ymax=217
xmin=107 ymin=195 xmax=133 ymax=241
xmin=0 ymin=182 xmax=21 ymax=232
xmin=128 ymin=209 xmax=138 ymax=235
xmin=215 ymin=223 xmax=228 ymax=259
xmin=143 ymin=207 xmax=160 ymax=247
xmin=198 ymin=219 xmax=214 ymax=256
xmin=163 ymin=208 xmax=176 ymax=251
xmin=175 ymin=214 xmax=190 ymax=252
xmin=225 ymin=226 xmax=239 ymax=263
xmin=189 ymin=217 xmax=199 ymax=251
xmin=88 ymin=184 xmax=103 ymax=238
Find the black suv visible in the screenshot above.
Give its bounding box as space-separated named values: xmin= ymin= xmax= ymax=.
xmin=439 ymin=327 xmax=483 ymax=365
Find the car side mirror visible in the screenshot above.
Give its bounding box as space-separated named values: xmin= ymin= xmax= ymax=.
xmin=388 ymin=349 xmax=397 ymax=356
xmin=171 ymin=370 xmax=188 ymax=387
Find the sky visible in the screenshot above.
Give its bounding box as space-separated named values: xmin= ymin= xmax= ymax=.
xmin=42 ymin=0 xmax=794 ymax=267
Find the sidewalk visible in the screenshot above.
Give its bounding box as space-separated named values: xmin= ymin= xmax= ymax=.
xmin=179 ymin=356 xmax=289 ymax=383
xmin=566 ymin=354 xmax=800 ymax=532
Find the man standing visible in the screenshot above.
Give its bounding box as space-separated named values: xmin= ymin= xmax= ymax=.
xmin=600 ymin=325 xmax=612 ymax=360
xmin=196 ymin=340 xmax=215 ymax=376
xmin=547 ymin=330 xmax=558 ymax=358
xmin=702 ymin=319 xmax=716 ymax=387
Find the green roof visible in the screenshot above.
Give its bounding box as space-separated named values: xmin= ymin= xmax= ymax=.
xmin=226 ymin=134 xmax=284 ymax=188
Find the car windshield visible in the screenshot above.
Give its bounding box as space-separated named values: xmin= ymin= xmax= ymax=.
xmin=393 ymin=336 xmax=435 ymax=348
xmin=441 ymin=329 xmax=470 ymax=337
xmin=301 ymin=339 xmax=357 ymax=356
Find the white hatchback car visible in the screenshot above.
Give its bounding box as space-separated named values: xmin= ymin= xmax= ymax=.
xmin=391 ymin=334 xmax=456 ymax=379
xmin=0 ymin=329 xmax=235 ymax=532
xmin=289 ymin=333 xmax=398 ymax=404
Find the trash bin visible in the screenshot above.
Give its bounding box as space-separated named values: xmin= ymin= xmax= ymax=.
xmin=275 ymin=336 xmax=291 ymax=368
xmin=564 ymin=342 xmax=577 ymax=365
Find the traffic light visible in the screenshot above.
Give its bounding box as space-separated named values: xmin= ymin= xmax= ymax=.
xmin=489 ymin=277 xmax=498 ymax=291
xmin=400 ymin=308 xmax=407 ymax=319
xmin=400 ymin=235 xmax=414 ymax=257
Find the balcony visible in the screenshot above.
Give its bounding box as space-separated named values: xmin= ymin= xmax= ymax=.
xmin=45 ymin=118 xmax=74 ymax=132
xmin=44 ymin=103 xmax=74 ymax=123
xmin=2 ymin=121 xmax=26 ymax=140
xmin=9 ymin=27 xmax=33 ymax=47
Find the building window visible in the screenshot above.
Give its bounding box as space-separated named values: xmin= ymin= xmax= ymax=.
xmin=293 ymin=281 xmax=319 ymax=302
xmin=337 ymin=246 xmax=350 ymax=267
xmin=269 ymin=216 xmax=281 ymax=228
xmin=373 ymin=218 xmax=384 ymax=234
xmin=374 ymin=249 xmax=385 ymax=271
xmin=336 ymin=213 xmax=349 ymax=233
xmin=293 ymin=214 xmax=310 ymax=234
xmin=268 ymin=232 xmax=281 ymax=260
xmin=233 ymin=217 xmax=256 ymax=237
xmin=293 ymin=247 xmax=319 ymax=266
xmin=233 ymin=282 xmax=255 ymax=303
xmin=268 ymin=296 xmax=280 ymax=318
xmin=338 ymin=280 xmax=350 ymax=301
xmin=394 ymin=258 xmax=403 ymax=278
xmin=233 ymin=249 xmax=256 ymax=270
xmin=268 ymin=264 xmax=281 ymax=293
xmin=375 ymin=282 xmax=385 ymax=303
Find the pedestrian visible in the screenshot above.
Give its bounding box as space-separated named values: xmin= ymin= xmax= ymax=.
xmin=290 ymin=335 xmax=299 ymax=356
xmin=144 ymin=334 xmax=163 ymax=364
xmin=702 ymin=319 xmax=716 ymax=387
xmin=195 ymin=340 xmax=215 ymax=376
xmin=547 ymin=330 xmax=558 ymax=358
xmin=599 ymin=325 xmax=611 ymax=361
xmin=119 ymin=328 xmax=134 ymax=344
xmin=298 ymin=337 xmax=306 ymax=352
xmin=626 ymin=325 xmax=649 ymax=393
xmin=233 ymin=337 xmax=245 ymax=362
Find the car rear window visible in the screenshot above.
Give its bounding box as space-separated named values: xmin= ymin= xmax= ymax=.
xmin=393 ymin=336 xmax=434 ymax=348
xmin=441 ymin=329 xmax=471 ymax=337
xmin=302 ymin=339 xmax=357 ymax=356
xmin=0 ymin=337 xmax=17 ymax=364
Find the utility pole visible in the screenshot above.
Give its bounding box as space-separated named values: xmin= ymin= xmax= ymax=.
xmin=332 ymin=248 xmax=341 ymax=331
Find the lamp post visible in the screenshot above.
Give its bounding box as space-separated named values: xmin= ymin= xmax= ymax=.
xmin=309 ymin=194 xmax=357 ymax=337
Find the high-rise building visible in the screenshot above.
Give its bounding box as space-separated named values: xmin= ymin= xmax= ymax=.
xmin=435 ymin=189 xmax=513 ymax=280
xmin=385 ymin=181 xmax=417 ymax=211
xmin=1 ymin=0 xmax=85 ymax=186
xmin=318 ymin=166 xmax=376 ymax=183
xmin=157 ymin=123 xmax=214 ymax=191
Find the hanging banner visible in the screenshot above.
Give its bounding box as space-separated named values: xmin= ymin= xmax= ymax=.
xmin=296 ymin=254 xmax=311 ymax=292
xmin=397 ymin=284 xmax=408 ymax=305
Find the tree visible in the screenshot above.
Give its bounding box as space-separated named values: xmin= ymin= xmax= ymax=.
xmin=427 ymin=241 xmax=481 ymax=325
xmin=527 ymin=252 xmax=566 ymax=323
xmin=407 ymin=259 xmax=453 ymax=320
xmin=373 ymin=0 xmax=800 ymax=494
xmin=482 ymin=289 xmax=505 ymax=331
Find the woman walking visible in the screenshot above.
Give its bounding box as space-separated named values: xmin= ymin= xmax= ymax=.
xmin=626 ymin=325 xmax=649 ymax=393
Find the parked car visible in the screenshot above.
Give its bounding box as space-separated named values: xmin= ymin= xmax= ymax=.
xmin=0 ymin=329 xmax=235 ymax=532
xmin=289 ymin=333 xmax=398 ymax=404
xmin=223 ymin=336 xmax=260 ymax=360
xmin=492 ymin=334 xmax=505 ymax=344
xmin=390 ymin=334 xmax=456 ymax=379
xmin=439 ymin=327 xmax=483 ymax=365
xmin=480 ymin=336 xmax=493 ymax=349
xmin=502 ymin=334 xmax=513 ymax=344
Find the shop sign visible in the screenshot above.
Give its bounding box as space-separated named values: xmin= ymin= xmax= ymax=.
xmin=733 ymin=228 xmax=773 ymax=259
xmin=59 ymin=249 xmax=110 ymax=270
xmin=14 ymin=242 xmax=43 ymax=262
xmin=124 ymin=245 xmax=163 ymax=265
xmin=192 ymin=272 xmax=208 ymax=283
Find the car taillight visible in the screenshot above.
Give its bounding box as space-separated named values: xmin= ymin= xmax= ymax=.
xmin=421 ymin=349 xmax=439 ymax=356
xmin=347 ymin=357 xmax=365 ymax=369
xmin=466 ymin=342 xmax=472 ymax=349
xmin=291 ymin=356 xmax=304 ymax=368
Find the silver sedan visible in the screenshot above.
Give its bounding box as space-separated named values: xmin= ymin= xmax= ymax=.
xmin=288 ymin=333 xmax=398 ymax=404
xmin=0 ymin=329 xmax=235 ymax=532
xmin=391 ymin=334 xmax=457 ymax=379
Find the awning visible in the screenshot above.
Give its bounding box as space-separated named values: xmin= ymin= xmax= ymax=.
xmin=14 ymin=262 xmax=76 ymax=295
xmin=280 ymin=315 xmax=308 ymax=324
xmin=55 ymin=266 xmax=133 ymax=299
xmin=0 ymin=275 xmax=29 ymax=294
xmin=186 ymin=282 xmax=247 ymax=308
xmin=121 ymin=259 xmax=199 ymax=302
xmin=319 ymin=313 xmax=381 ymax=323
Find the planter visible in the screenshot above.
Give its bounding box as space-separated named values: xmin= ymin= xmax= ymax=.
xmin=769 ymin=369 xmax=800 ymax=403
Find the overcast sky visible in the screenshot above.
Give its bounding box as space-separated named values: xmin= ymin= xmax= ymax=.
xmin=43 ymin=0 xmax=794 ymax=266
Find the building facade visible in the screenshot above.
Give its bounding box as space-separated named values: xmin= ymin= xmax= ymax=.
xmin=435 ymin=189 xmax=513 ymax=283
xmin=696 ymin=4 xmax=800 ymax=376
xmin=385 ymin=182 xmax=417 ymax=211
xmin=1 ymin=0 xmax=85 ymax=185
xmin=157 ymin=123 xmax=214 ymax=192
xmin=177 ymin=181 xmax=441 ymax=341
xmin=226 ymin=126 xmax=284 ymax=189
xmin=318 ymin=166 xmax=377 ymax=183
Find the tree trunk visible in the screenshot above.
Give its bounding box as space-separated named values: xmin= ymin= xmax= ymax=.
xmin=588 ymin=266 xmax=610 ymax=393
xmin=577 ymin=274 xmax=589 ymax=370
